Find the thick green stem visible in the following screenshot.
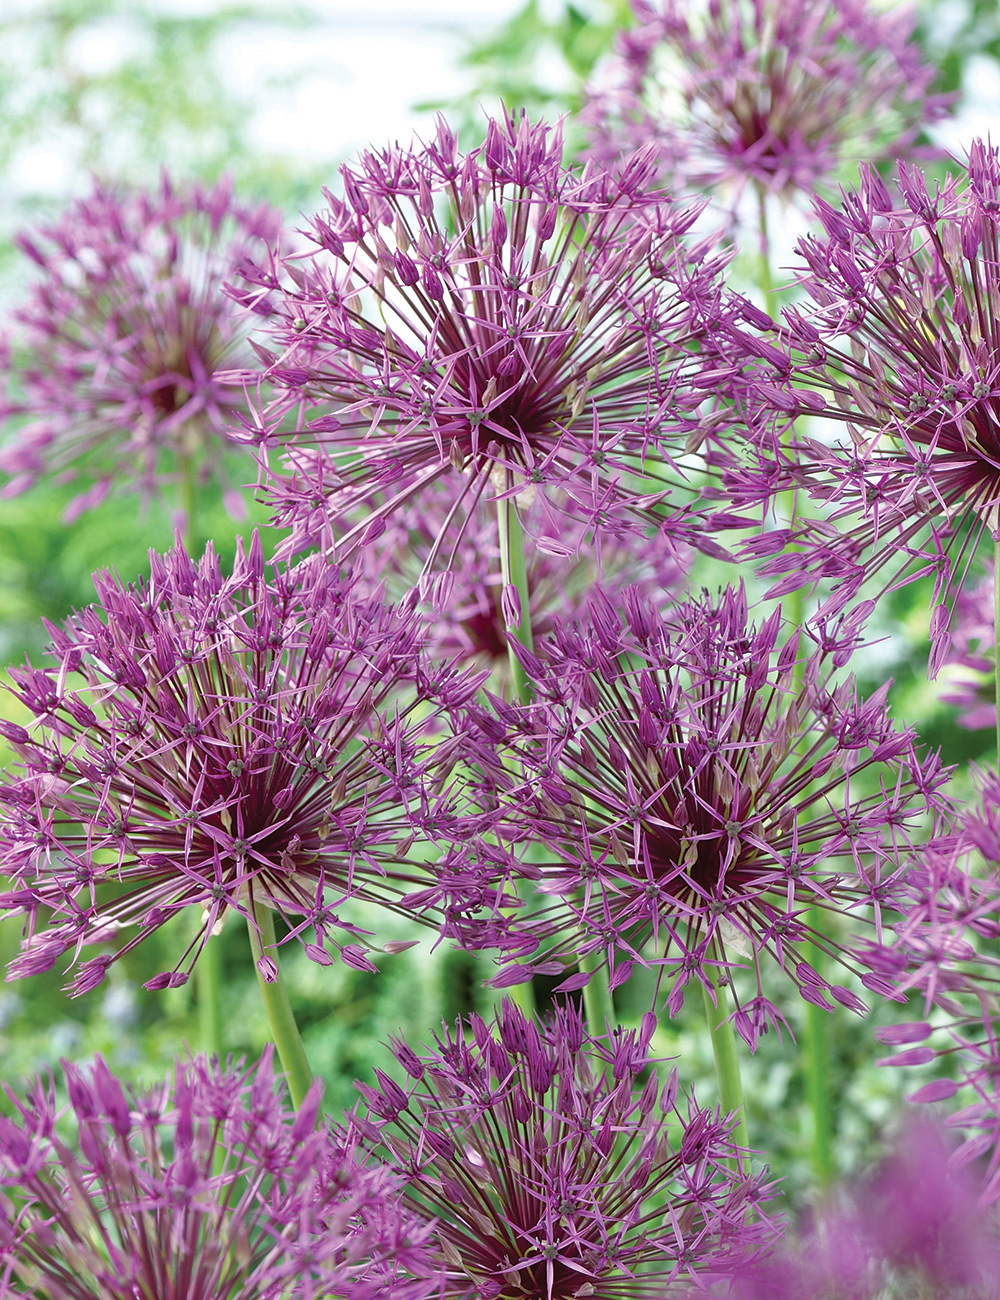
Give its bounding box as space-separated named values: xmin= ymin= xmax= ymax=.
xmin=580 ymin=947 xmax=615 ymax=1040
xmin=246 ymin=901 xmax=312 ymax=1108
xmin=496 ymin=490 xmax=535 ymax=702
xmin=701 ymin=974 xmax=749 ymax=1163
xmin=494 ymin=485 xmax=538 ymax=1018
xmin=198 ymin=927 xmax=225 ymax=1063
xmin=802 ymin=957 xmax=835 ymax=1184
xmin=994 ymin=538 xmax=1000 ymax=761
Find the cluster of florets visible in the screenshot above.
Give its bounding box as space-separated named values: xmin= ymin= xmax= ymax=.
xmin=455 ymin=584 xmax=950 ymax=1047
xmin=229 ymin=110 xmax=735 ymax=571
xmin=0 ymin=173 xmax=282 ymax=520
xmin=349 ymin=1000 xmax=777 ymax=1298
xmin=583 ymin=0 xmax=948 ymax=204
xmin=0 ymin=1049 xmax=439 ymax=1300
xmin=0 ymin=534 xmax=491 ymax=994
xmin=719 ymin=142 xmax=1000 ymax=660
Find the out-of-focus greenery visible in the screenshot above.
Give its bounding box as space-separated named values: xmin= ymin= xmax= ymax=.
xmin=0 ymin=0 xmax=994 ymax=1217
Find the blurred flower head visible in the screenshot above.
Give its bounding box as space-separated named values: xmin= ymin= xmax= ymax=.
xmin=0 ymin=172 xmax=283 ymax=521
xmin=459 ymin=584 xmax=951 ymax=1047
xmin=693 ymin=1120 xmax=1000 ymax=1299
xmin=0 ymin=534 xmax=488 ymax=994
xmin=232 ymin=109 xmax=736 ymax=573
xmin=584 ymin=0 xmax=949 ymax=206
xmin=350 ymin=999 xmax=777 ymax=1297
xmin=0 ymin=1048 xmax=438 ymax=1300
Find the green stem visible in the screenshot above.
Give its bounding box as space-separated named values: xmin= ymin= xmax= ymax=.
xmin=994 ymin=537 xmax=1000 ymax=762
xmin=178 ymin=445 xmax=222 ymax=1061
xmin=759 ymin=185 xmax=834 ymax=1182
xmin=246 ymin=901 xmax=312 ymax=1108
xmin=496 ymin=489 xmax=535 ymax=701
xmin=580 ymin=947 xmax=615 ymax=1040
xmin=802 ymin=950 xmax=835 ymax=1184
xmin=786 ymin=579 xmax=834 ymax=1184
xmin=495 ymin=484 xmax=537 ymax=1019
xmin=198 ymin=927 xmax=225 ymax=1063
xmin=701 ymin=973 xmax=749 ymax=1163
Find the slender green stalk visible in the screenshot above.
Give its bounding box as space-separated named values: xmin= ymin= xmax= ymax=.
xmin=177 ymin=441 xmax=225 ymax=1062
xmin=495 ymin=485 xmax=539 ymax=1017
xmin=757 ymin=183 xmax=835 ymax=1183
xmin=246 ymin=900 xmax=312 ymax=1108
xmin=580 ymin=946 xmax=615 ymax=1040
xmin=701 ymin=973 xmax=749 ymax=1163
xmin=496 ymin=490 xmax=535 ymax=700
xmin=994 ymin=537 xmax=1000 ymax=761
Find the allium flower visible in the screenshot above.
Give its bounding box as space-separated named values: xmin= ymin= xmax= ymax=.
xmin=460 ymin=584 xmax=951 ymax=1047
xmin=231 ymin=110 xmax=734 ymax=570
xmin=0 ymin=534 xmax=489 ymax=994
xmin=692 ymin=1121 xmax=1000 ymax=1299
xmin=584 ymin=0 xmax=948 ymax=204
xmin=359 ymin=483 xmax=689 ymax=673
xmin=720 ymin=144 xmax=1000 ymax=664
xmin=0 ymin=173 xmax=282 ymax=520
xmin=349 ymin=999 xmax=777 ymax=1297
xmin=0 ymin=1048 xmax=438 ymax=1300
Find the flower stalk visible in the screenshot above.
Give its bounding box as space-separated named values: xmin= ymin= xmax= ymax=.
xmin=701 ymin=971 xmax=749 ymax=1164
xmin=247 ymin=899 xmax=312 ymax=1109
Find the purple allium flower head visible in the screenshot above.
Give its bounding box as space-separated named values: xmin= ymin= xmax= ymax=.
xmin=0 ymin=1048 xmax=439 ymax=1300
xmin=723 ymin=144 xmax=1000 ymax=664
xmin=0 ymin=173 xmax=283 ymax=521
xmin=583 ymin=0 xmax=949 ymax=206
xmin=692 ymin=1120 xmax=1000 ymax=1298
xmin=350 ymin=999 xmax=778 ymax=1297
xmin=462 ymin=584 xmax=951 ymax=1047
xmin=231 ymin=110 xmax=735 ymax=571
xmin=359 ymin=482 xmax=690 ymax=675
xmin=0 ymin=534 xmax=490 ymax=994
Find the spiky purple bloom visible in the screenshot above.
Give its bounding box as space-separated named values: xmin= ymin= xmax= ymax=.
xmin=0 ymin=535 xmax=488 ymax=994
xmin=583 ymin=0 xmax=948 ymax=204
xmin=721 ymin=144 xmax=1000 ymax=663
xmin=360 ymin=482 xmax=689 ymax=675
xmin=688 ymin=1121 xmax=1000 ymax=1299
xmin=0 ymin=1048 xmax=438 ymax=1300
xmin=460 ymin=585 xmax=950 ymax=1047
xmin=0 ymin=173 xmax=282 ymax=520
xmin=231 ymin=110 xmax=734 ymax=571
xmin=350 ymin=999 xmax=777 ymax=1298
